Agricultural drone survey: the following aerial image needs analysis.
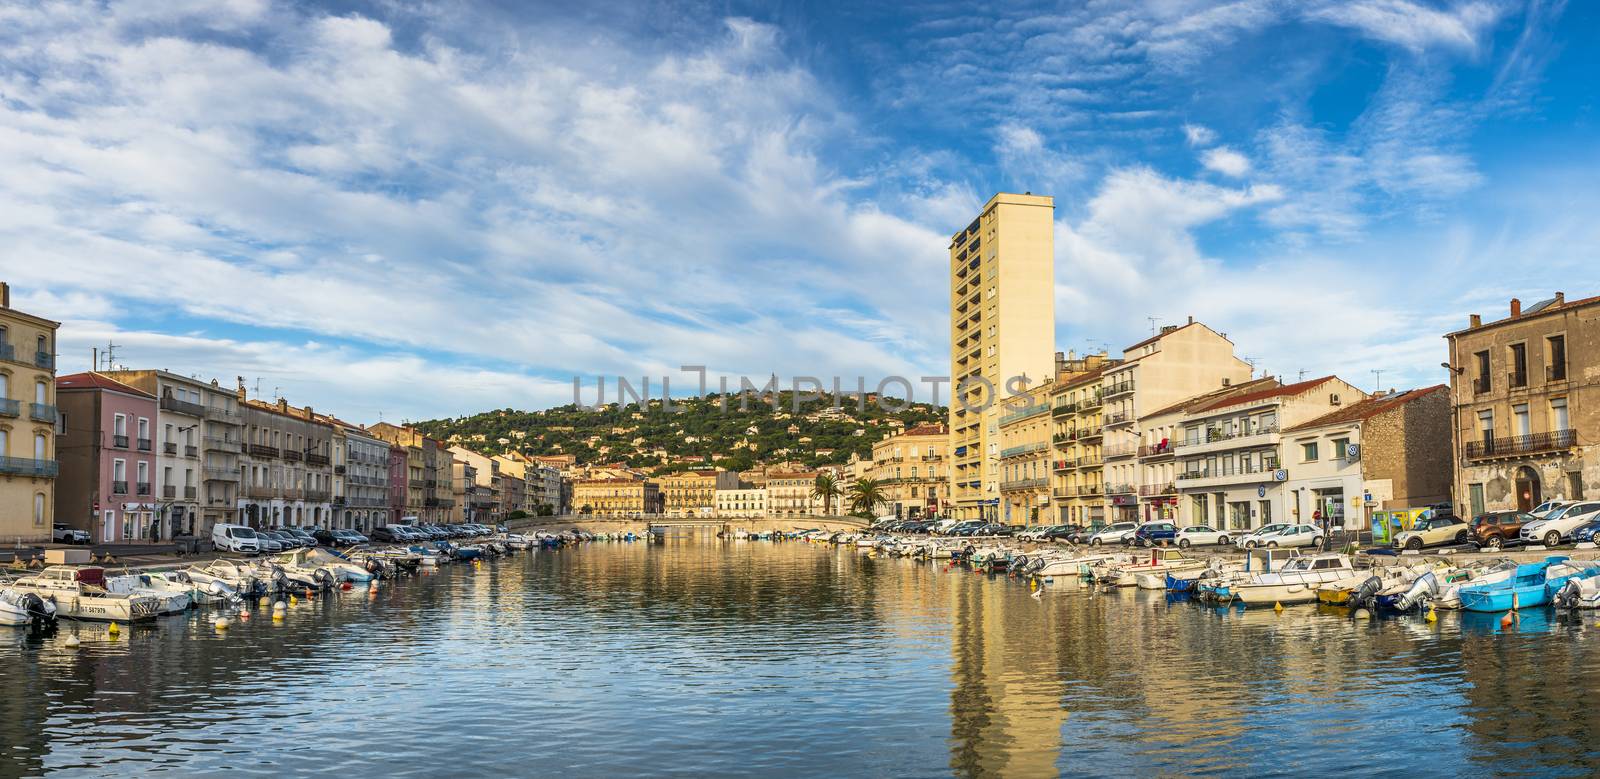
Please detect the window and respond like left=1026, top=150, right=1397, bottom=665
left=1302, top=442, right=1319, bottom=462
left=1509, top=343, right=1527, bottom=387
left=1513, top=404, right=1530, bottom=437
left=138, top=417, right=149, bottom=441
left=1477, top=410, right=1494, bottom=443
left=113, top=459, right=127, bottom=482
left=34, top=433, right=45, bottom=460
left=1552, top=397, right=1570, bottom=433
left=1332, top=437, right=1350, bottom=459
left=34, top=379, right=46, bottom=404
left=114, top=413, right=127, bottom=437
left=1474, top=350, right=1491, bottom=392
left=34, top=493, right=45, bottom=526
left=1548, top=335, right=1566, bottom=381
left=137, top=461, right=149, bottom=484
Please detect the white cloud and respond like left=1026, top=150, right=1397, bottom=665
left=1201, top=146, right=1251, bottom=176
left=1304, top=0, right=1508, bottom=54
left=1183, top=123, right=1219, bottom=147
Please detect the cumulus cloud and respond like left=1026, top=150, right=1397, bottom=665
left=1201, top=146, right=1251, bottom=176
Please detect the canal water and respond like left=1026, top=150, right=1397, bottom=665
left=4, top=541, right=1600, bottom=778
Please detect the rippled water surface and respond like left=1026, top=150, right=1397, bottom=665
left=6, top=540, right=1600, bottom=777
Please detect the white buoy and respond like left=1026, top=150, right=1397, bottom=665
left=64, top=634, right=81, bottom=648
left=214, top=617, right=230, bottom=630
left=1354, top=608, right=1372, bottom=620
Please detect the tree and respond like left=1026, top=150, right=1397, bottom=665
left=812, top=473, right=844, bottom=516
left=848, top=477, right=886, bottom=517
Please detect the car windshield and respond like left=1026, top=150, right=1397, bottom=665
left=1108, top=523, right=1135, bottom=531
left=234, top=528, right=256, bottom=538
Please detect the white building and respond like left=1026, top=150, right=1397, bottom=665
left=716, top=488, right=767, bottom=518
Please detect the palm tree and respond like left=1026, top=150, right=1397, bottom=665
left=848, top=478, right=887, bottom=517
left=812, top=473, right=843, bottom=516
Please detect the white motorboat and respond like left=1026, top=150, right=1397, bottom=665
left=1433, top=560, right=1518, bottom=609
left=104, top=573, right=193, bottom=615
left=9, top=566, right=162, bottom=623
left=187, top=560, right=263, bottom=597
left=0, top=586, right=57, bottom=627
left=1033, top=552, right=1135, bottom=583
left=1098, top=549, right=1207, bottom=588
left=1555, top=572, right=1600, bottom=609
left=274, top=548, right=374, bottom=584
left=154, top=571, right=242, bottom=606
left=1231, top=554, right=1360, bottom=605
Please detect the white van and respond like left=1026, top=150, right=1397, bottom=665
left=212, top=523, right=261, bottom=554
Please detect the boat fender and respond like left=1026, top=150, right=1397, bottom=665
left=1273, top=601, right=1283, bottom=613
left=1353, top=608, right=1371, bottom=620
left=63, top=633, right=81, bottom=648
left=214, top=617, right=230, bottom=631
left=1425, top=606, right=1437, bottom=623
left=107, top=622, right=120, bottom=637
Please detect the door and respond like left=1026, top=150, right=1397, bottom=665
left=1515, top=466, right=1541, bottom=512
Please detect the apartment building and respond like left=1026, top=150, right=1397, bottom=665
left=0, top=282, right=60, bottom=543
left=948, top=193, right=1056, bottom=521
left=1100, top=320, right=1255, bottom=523
left=102, top=370, right=248, bottom=537
left=449, top=445, right=504, bottom=523
left=1174, top=376, right=1364, bottom=531
left=573, top=477, right=660, bottom=516
left=237, top=392, right=336, bottom=529
left=998, top=384, right=1053, bottom=525
left=716, top=487, right=766, bottom=518
left=55, top=373, right=158, bottom=542
left=385, top=443, right=408, bottom=523
left=1048, top=355, right=1116, bottom=525
left=1280, top=386, right=1451, bottom=529
left=661, top=469, right=739, bottom=518
left=765, top=471, right=819, bottom=517
left=491, top=453, right=530, bottom=516
left=369, top=423, right=429, bottom=521
left=1135, top=378, right=1279, bottom=523
left=869, top=423, right=949, bottom=520
left=1447, top=293, right=1598, bottom=514
left=333, top=422, right=390, bottom=531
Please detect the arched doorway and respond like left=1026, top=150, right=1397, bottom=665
left=1515, top=466, right=1542, bottom=511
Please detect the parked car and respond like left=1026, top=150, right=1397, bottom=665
left=1260, top=524, right=1325, bottom=549
left=1469, top=511, right=1534, bottom=550
left=1174, top=525, right=1231, bottom=548
left=211, top=523, right=261, bottom=554
left=1133, top=521, right=1178, bottom=547
left=1086, top=522, right=1138, bottom=546
left=52, top=523, right=91, bottom=545
left=1235, top=523, right=1292, bottom=549
left=1016, top=525, right=1056, bottom=542
left=1042, top=525, right=1081, bottom=542
left=1521, top=501, right=1600, bottom=547
left=254, top=532, right=286, bottom=554
left=1571, top=517, right=1600, bottom=544
left=1068, top=523, right=1106, bottom=544
left=942, top=520, right=984, bottom=537
left=1530, top=500, right=1576, bottom=519
left=371, top=525, right=406, bottom=543
left=284, top=528, right=318, bottom=547
left=1392, top=514, right=1469, bottom=550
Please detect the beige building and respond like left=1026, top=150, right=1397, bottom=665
left=491, top=453, right=530, bottom=516
left=661, top=469, right=740, bottom=517
left=949, top=192, right=1056, bottom=521
left=1100, top=320, right=1255, bottom=523
left=236, top=391, right=336, bottom=530
left=449, top=446, right=504, bottom=523
left=0, top=283, right=59, bottom=543
left=715, top=487, right=766, bottom=518
left=1174, top=376, right=1364, bottom=532
left=870, top=423, right=949, bottom=520
left=998, top=384, right=1053, bottom=525
left=1136, top=378, right=1279, bottom=523
left=1049, top=357, right=1115, bottom=525
left=765, top=471, right=819, bottom=517
left=368, top=423, right=454, bottom=522
left=1447, top=293, right=1597, bottom=514
left=573, top=477, right=661, bottom=516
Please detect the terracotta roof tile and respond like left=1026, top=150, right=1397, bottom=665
left=1282, top=385, right=1448, bottom=432
left=1186, top=375, right=1339, bottom=414
left=1138, top=377, right=1281, bottom=420
left=55, top=372, right=155, bottom=398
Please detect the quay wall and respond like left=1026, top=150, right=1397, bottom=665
left=506, top=515, right=868, bottom=535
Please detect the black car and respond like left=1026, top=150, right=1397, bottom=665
left=943, top=521, right=984, bottom=536
left=1042, top=525, right=1080, bottom=541
left=371, top=526, right=406, bottom=543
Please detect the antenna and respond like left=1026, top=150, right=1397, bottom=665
left=102, top=340, right=121, bottom=371
left=253, top=378, right=262, bottom=398
left=1241, top=356, right=1258, bottom=376
left=1371, top=369, right=1385, bottom=392
left=1298, top=369, right=1307, bottom=382
left=1146, top=316, right=1161, bottom=335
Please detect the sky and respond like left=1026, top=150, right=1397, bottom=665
left=1, top=0, right=1595, bottom=423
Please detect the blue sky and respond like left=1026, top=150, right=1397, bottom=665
left=0, top=0, right=1595, bottom=422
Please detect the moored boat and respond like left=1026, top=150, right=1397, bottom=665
left=1458, top=557, right=1572, bottom=612
left=9, top=566, right=161, bottom=623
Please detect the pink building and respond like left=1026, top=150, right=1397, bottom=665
left=56, top=373, right=161, bottom=542
left=386, top=443, right=407, bottom=524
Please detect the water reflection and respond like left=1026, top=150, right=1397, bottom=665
left=4, top=542, right=1600, bottom=777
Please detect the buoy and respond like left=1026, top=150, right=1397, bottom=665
left=258, top=596, right=270, bottom=607
left=239, top=609, right=250, bottom=621
left=1353, top=608, right=1372, bottom=620
left=107, top=622, right=120, bottom=636
left=1425, top=606, right=1438, bottom=623
left=288, top=594, right=297, bottom=606
left=64, top=634, right=81, bottom=648
left=1500, top=611, right=1515, bottom=629
left=341, top=582, right=353, bottom=591
left=273, top=600, right=287, bottom=613
left=272, top=611, right=285, bottom=622
left=1273, top=601, right=1284, bottom=613
left=214, top=617, right=230, bottom=630
left=369, top=580, right=379, bottom=592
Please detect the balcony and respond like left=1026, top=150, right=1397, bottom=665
left=409, top=479, right=426, bottom=488
left=1138, top=442, right=1175, bottom=459
left=1079, top=427, right=1103, bottom=441
left=243, top=484, right=277, bottom=499
left=185, top=486, right=197, bottom=499
left=113, top=434, right=130, bottom=448
left=1104, top=444, right=1138, bottom=460
left=1174, top=425, right=1281, bottom=456
left=1548, top=363, right=1567, bottom=382
left=281, top=487, right=304, bottom=500
left=1078, top=455, right=1103, bottom=468
left=1138, top=483, right=1177, bottom=497
left=1104, top=483, right=1136, bottom=496
left=305, top=490, right=331, bottom=502
left=112, top=480, right=129, bottom=494
left=1466, top=429, right=1576, bottom=461
left=204, top=466, right=238, bottom=481
left=1508, top=371, right=1529, bottom=390
left=1079, top=391, right=1104, bottom=410
left=0, top=399, right=18, bottom=417
left=163, top=485, right=177, bottom=498
left=999, top=442, right=1048, bottom=459
left=1076, top=484, right=1103, bottom=496
left=999, top=403, right=1051, bottom=425
left=1000, top=478, right=1049, bottom=492
left=1105, top=379, right=1135, bottom=398
left=204, top=436, right=242, bottom=452
left=424, top=497, right=442, bottom=508
left=1105, top=412, right=1133, bottom=427
left=306, top=452, right=330, bottom=466
left=333, top=495, right=347, bottom=506
left=204, top=405, right=241, bottom=422
left=1175, top=460, right=1284, bottom=490
left=29, top=403, right=57, bottom=424
left=249, top=443, right=280, bottom=459
left=163, top=441, right=177, bottom=454
left=1054, top=459, right=1075, bottom=472
left=35, top=351, right=53, bottom=369
left=186, top=445, right=198, bottom=458
left=283, top=449, right=303, bottom=462
left=334, top=464, right=347, bottom=474
left=136, top=481, right=151, bottom=495
left=0, top=456, right=58, bottom=477
left=160, top=395, right=207, bottom=417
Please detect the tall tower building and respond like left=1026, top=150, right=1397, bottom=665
left=948, top=193, right=1056, bottom=521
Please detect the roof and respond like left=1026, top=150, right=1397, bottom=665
left=902, top=423, right=947, bottom=436
left=1282, top=385, right=1448, bottom=433
left=1122, top=321, right=1201, bottom=353
left=1446, top=293, right=1600, bottom=337
left=1139, top=377, right=1281, bottom=421
left=1058, top=365, right=1110, bottom=390
left=1186, top=375, right=1339, bottom=414
left=55, top=372, right=154, bottom=398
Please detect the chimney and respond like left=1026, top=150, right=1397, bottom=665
left=0, top=281, right=9, bottom=309
left=235, top=376, right=248, bottom=401
left=1555, top=291, right=1565, bottom=306
left=1510, top=298, right=1521, bottom=318
left=277, top=398, right=289, bottom=413
left=1187, top=315, right=1194, bottom=325
left=1469, top=314, right=1482, bottom=328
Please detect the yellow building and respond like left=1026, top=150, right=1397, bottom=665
left=660, top=469, right=738, bottom=517
left=1049, top=358, right=1115, bottom=525
left=869, top=423, right=949, bottom=520
left=949, top=193, right=1056, bottom=521
left=998, top=384, right=1053, bottom=525
left=0, top=282, right=59, bottom=542
left=573, top=478, right=661, bottom=516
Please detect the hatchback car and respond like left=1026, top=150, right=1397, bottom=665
left=1235, top=523, right=1291, bottom=549
left=1392, top=514, right=1469, bottom=550
left=1521, top=501, right=1600, bottom=547
left=1133, top=521, right=1178, bottom=547
left=1174, top=525, right=1231, bottom=548
left=1469, top=511, right=1534, bottom=550
left=1086, top=522, right=1138, bottom=546
left=1259, top=524, right=1324, bottom=549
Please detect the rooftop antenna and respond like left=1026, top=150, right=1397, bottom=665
left=1242, top=356, right=1258, bottom=376
left=253, top=378, right=262, bottom=398
left=1371, top=369, right=1385, bottom=392
left=102, top=341, right=121, bottom=371
left=1146, top=316, right=1161, bottom=336
left=1298, top=369, right=1307, bottom=382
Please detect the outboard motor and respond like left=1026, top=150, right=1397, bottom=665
left=1350, top=575, right=1384, bottom=613
left=19, top=592, right=55, bottom=629
left=1009, top=555, right=1030, bottom=575
left=1393, top=571, right=1437, bottom=612
left=312, top=568, right=334, bottom=590
left=1556, top=579, right=1583, bottom=610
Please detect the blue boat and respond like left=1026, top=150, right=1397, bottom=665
left=1166, top=573, right=1199, bottom=592
left=1458, top=557, right=1571, bottom=612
